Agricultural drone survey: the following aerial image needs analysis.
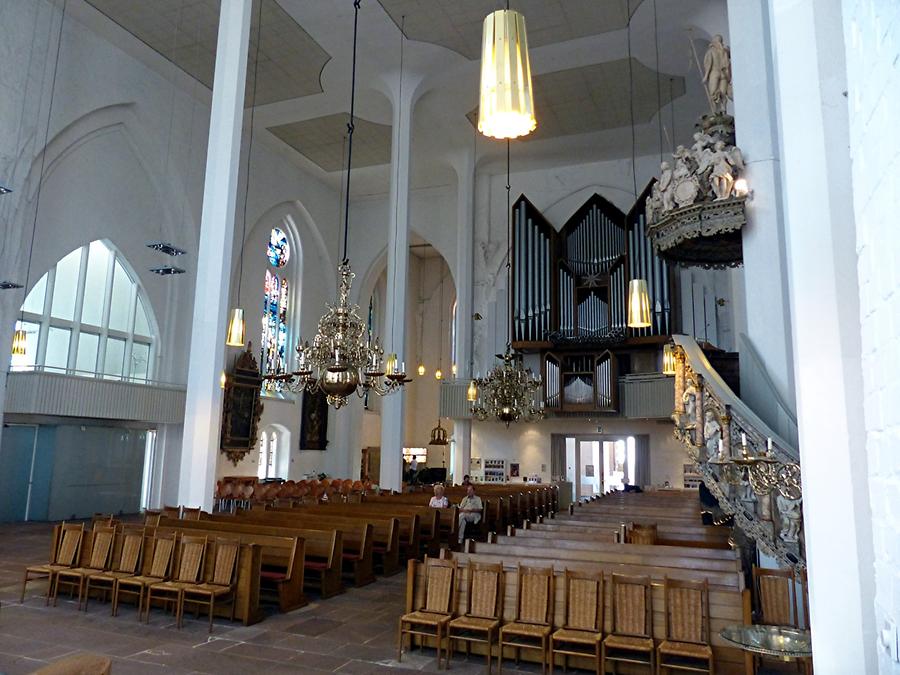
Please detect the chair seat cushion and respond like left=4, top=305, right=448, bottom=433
left=150, top=581, right=193, bottom=592
left=603, top=634, right=655, bottom=651
left=401, top=610, right=452, bottom=626
left=88, top=570, right=135, bottom=581
left=183, top=583, right=233, bottom=597
left=501, top=622, right=552, bottom=638
left=372, top=545, right=387, bottom=553
left=117, top=575, right=164, bottom=587
left=658, top=640, right=713, bottom=659
left=58, top=567, right=103, bottom=578
left=341, top=553, right=361, bottom=561
left=552, top=628, right=602, bottom=644
left=450, top=616, right=500, bottom=632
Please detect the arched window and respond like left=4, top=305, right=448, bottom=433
left=11, top=240, right=155, bottom=381
left=261, top=227, right=290, bottom=392
left=257, top=429, right=278, bottom=480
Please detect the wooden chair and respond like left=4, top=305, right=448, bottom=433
left=448, top=561, right=504, bottom=673
left=398, top=557, right=458, bottom=669
left=601, top=574, right=655, bottom=673
left=21, top=522, right=85, bottom=605
left=550, top=570, right=604, bottom=674
left=752, top=566, right=809, bottom=674
left=181, top=538, right=241, bottom=632
left=657, top=577, right=713, bottom=674
left=112, top=533, right=176, bottom=618
left=146, top=534, right=208, bottom=625
left=162, top=504, right=181, bottom=519
left=84, top=526, right=145, bottom=611
left=52, top=525, right=116, bottom=609
left=181, top=507, right=202, bottom=521
left=498, top=565, right=554, bottom=675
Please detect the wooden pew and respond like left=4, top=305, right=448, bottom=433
left=212, top=511, right=379, bottom=585
left=156, top=517, right=344, bottom=599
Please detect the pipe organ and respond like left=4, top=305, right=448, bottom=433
left=511, top=188, right=677, bottom=414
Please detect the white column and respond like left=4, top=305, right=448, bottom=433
left=452, top=149, right=475, bottom=485
left=727, top=0, right=797, bottom=447
left=178, top=0, right=252, bottom=510
left=379, top=79, right=415, bottom=492
left=769, top=0, right=876, bottom=671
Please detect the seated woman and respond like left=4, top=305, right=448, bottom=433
left=428, top=484, right=449, bottom=508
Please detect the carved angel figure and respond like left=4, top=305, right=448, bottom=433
left=657, top=161, right=675, bottom=213
left=776, top=494, right=802, bottom=543
left=703, top=409, right=721, bottom=460
left=703, top=35, right=732, bottom=114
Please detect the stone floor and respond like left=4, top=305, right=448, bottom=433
left=0, top=522, right=542, bottom=675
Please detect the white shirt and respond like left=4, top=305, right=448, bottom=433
left=429, top=495, right=449, bottom=508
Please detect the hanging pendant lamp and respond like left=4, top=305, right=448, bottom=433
left=225, top=0, right=264, bottom=348
left=429, top=419, right=449, bottom=446
left=11, top=329, right=27, bottom=357
left=477, top=8, right=536, bottom=140
left=627, top=279, right=652, bottom=328
left=662, top=343, right=676, bottom=376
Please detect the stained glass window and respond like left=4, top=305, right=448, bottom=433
left=267, top=227, right=290, bottom=268
left=261, top=269, right=289, bottom=391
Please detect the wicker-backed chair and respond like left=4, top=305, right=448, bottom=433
left=601, top=574, right=655, bottom=673
left=498, top=565, right=555, bottom=675
left=112, top=533, right=177, bottom=618
left=550, top=570, right=604, bottom=674
left=162, top=505, right=181, bottom=519
left=52, top=525, right=117, bottom=609
left=21, top=522, right=85, bottom=605
left=657, top=577, right=713, bottom=674
left=448, top=561, right=504, bottom=673
left=181, top=507, right=202, bottom=521
left=146, top=535, right=208, bottom=625
left=752, top=566, right=809, bottom=674
left=84, top=526, right=145, bottom=611
left=398, top=557, right=458, bottom=669
left=180, top=538, right=241, bottom=631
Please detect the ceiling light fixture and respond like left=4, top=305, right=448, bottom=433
left=662, top=342, right=676, bottom=376
left=627, top=279, right=651, bottom=328
left=225, top=0, right=264, bottom=347
left=146, top=241, right=187, bottom=256
left=12, top=0, right=66, bottom=359
left=149, top=265, right=186, bottom=276
left=477, top=5, right=536, bottom=140
left=470, top=140, right=543, bottom=426
left=271, top=0, right=407, bottom=409
left=0, top=281, right=24, bottom=290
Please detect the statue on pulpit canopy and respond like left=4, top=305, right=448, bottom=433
left=703, top=35, right=733, bottom=114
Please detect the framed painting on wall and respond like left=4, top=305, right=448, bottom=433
left=585, top=464, right=595, bottom=477
left=510, top=462, right=520, bottom=478
left=300, top=389, right=329, bottom=450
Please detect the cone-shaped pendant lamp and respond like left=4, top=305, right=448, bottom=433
left=627, top=279, right=651, bottom=328
left=11, top=329, right=27, bottom=357
left=662, top=343, right=676, bottom=376
left=477, top=9, right=536, bottom=140
left=466, top=379, right=478, bottom=402
left=225, top=308, right=246, bottom=347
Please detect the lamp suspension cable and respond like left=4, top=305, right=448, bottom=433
left=226, top=0, right=263, bottom=347
left=341, top=0, right=362, bottom=264
left=505, top=138, right=511, bottom=348
left=653, top=0, right=664, bottom=165
left=387, top=12, right=406, bottom=373
left=14, top=0, right=67, bottom=358
left=435, top=267, right=444, bottom=380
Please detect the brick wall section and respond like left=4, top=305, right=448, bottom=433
left=843, top=0, right=900, bottom=670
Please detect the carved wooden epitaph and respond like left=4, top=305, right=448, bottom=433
left=221, top=346, right=264, bottom=465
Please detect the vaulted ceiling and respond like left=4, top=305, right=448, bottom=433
left=80, top=0, right=725, bottom=194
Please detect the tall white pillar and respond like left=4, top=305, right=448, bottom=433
left=178, top=0, right=252, bottom=510
left=451, top=149, right=476, bottom=484
left=727, top=0, right=797, bottom=447
left=379, top=79, right=415, bottom=492
left=769, top=0, right=876, bottom=671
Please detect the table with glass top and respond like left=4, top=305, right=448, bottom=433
left=720, top=624, right=812, bottom=661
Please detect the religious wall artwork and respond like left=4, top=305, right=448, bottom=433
left=510, top=462, right=520, bottom=478
left=261, top=228, right=290, bottom=392
left=299, top=389, right=329, bottom=450
left=585, top=464, right=595, bottom=478
left=221, top=345, right=264, bottom=465
left=645, top=35, right=748, bottom=269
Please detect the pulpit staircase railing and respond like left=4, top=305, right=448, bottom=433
left=672, top=335, right=805, bottom=571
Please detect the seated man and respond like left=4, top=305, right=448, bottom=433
left=457, top=484, right=483, bottom=544
left=429, top=484, right=449, bottom=508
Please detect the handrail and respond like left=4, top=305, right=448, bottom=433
left=672, top=334, right=799, bottom=462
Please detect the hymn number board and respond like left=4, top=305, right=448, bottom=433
left=510, top=186, right=676, bottom=414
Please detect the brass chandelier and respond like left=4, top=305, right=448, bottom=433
left=470, top=347, right=543, bottom=427
left=268, top=0, right=407, bottom=409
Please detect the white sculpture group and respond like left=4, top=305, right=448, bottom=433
left=646, top=133, right=745, bottom=224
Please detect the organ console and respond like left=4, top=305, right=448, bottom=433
left=511, top=185, right=677, bottom=414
